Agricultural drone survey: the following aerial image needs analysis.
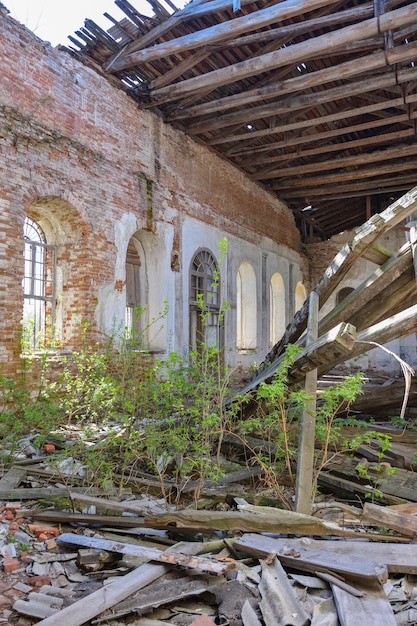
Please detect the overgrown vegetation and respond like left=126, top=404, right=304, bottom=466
left=0, top=325, right=397, bottom=510
left=0, top=239, right=399, bottom=509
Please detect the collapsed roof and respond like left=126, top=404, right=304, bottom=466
left=65, top=0, right=417, bottom=241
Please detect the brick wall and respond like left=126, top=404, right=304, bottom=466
left=0, top=8, right=303, bottom=374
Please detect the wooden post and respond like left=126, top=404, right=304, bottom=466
left=407, top=211, right=417, bottom=281
left=295, top=291, right=319, bottom=514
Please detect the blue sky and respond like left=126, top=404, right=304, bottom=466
left=4, top=0, right=173, bottom=46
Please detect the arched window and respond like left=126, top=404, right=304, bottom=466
left=189, top=249, right=222, bottom=350
left=23, top=217, right=56, bottom=348
left=125, top=238, right=143, bottom=343
left=236, top=262, right=257, bottom=350
left=336, top=286, right=355, bottom=306
left=295, top=281, right=307, bottom=314
left=270, top=272, right=285, bottom=346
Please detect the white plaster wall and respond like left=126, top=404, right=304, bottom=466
left=180, top=217, right=305, bottom=371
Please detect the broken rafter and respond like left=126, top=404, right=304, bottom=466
left=148, top=4, right=417, bottom=102
left=106, top=0, right=343, bottom=72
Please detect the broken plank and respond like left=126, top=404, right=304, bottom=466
left=235, top=536, right=417, bottom=574
left=23, top=509, right=146, bottom=528
left=69, top=492, right=161, bottom=515
left=324, top=457, right=417, bottom=502
left=362, top=501, right=417, bottom=537
left=259, top=559, right=309, bottom=626
left=1, top=487, right=128, bottom=500
left=332, top=581, right=397, bottom=626
left=180, top=465, right=263, bottom=494
left=0, top=466, right=27, bottom=490
left=317, top=470, right=406, bottom=505
left=92, top=574, right=214, bottom=623
left=57, top=532, right=234, bottom=575
left=35, top=541, right=204, bottom=626
left=144, top=507, right=358, bottom=536
left=234, top=534, right=388, bottom=584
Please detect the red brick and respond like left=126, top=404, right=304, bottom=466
left=2, top=557, right=20, bottom=573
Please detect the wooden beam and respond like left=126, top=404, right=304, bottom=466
left=188, top=62, right=417, bottom=135
left=234, top=534, right=389, bottom=584
left=277, top=177, right=416, bottom=201
left=317, top=243, right=413, bottom=337
left=106, top=0, right=255, bottom=72
left=249, top=187, right=417, bottom=383
left=255, top=143, right=417, bottom=181
left=271, top=160, right=417, bottom=191
left=295, top=292, right=319, bottom=515
left=107, top=0, right=343, bottom=71
left=35, top=541, right=204, bottom=626
left=170, top=45, right=412, bottom=120
left=236, top=536, right=417, bottom=573
left=57, top=532, right=233, bottom=575
left=150, top=4, right=417, bottom=101
left=207, top=82, right=417, bottom=145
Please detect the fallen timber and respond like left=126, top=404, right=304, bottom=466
left=57, top=532, right=233, bottom=575
left=237, top=185, right=417, bottom=397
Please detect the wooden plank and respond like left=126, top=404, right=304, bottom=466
left=1, top=487, right=127, bottom=500
left=295, top=291, right=319, bottom=514
left=258, top=559, right=310, bottom=626
left=332, top=582, right=397, bottom=626
left=317, top=471, right=406, bottom=505
left=234, top=534, right=388, bottom=584
left=23, top=509, right=147, bottom=529
left=149, top=5, right=417, bottom=101
left=324, top=457, right=417, bottom=502
left=57, top=532, right=234, bottom=575
left=108, top=0, right=342, bottom=71
left=144, top=507, right=358, bottom=536
left=235, top=535, right=417, bottom=574
left=35, top=541, right=204, bottom=626
left=0, top=466, right=26, bottom=490
left=362, top=501, right=417, bottom=537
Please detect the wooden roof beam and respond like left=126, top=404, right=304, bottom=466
left=254, top=142, right=417, bottom=180
left=245, top=127, right=415, bottom=172
left=107, top=0, right=345, bottom=72
left=208, top=86, right=417, bottom=145
left=186, top=49, right=417, bottom=134
left=149, top=3, right=417, bottom=102
left=279, top=178, right=417, bottom=201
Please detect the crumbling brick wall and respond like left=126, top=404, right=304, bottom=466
left=0, top=8, right=303, bottom=376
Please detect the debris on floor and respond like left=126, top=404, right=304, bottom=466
left=2, top=425, right=417, bottom=626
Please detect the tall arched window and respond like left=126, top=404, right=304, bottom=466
left=23, top=217, right=56, bottom=348
left=295, top=281, right=307, bottom=314
left=189, top=249, right=222, bottom=350
left=270, top=272, right=285, bottom=346
left=236, top=262, right=257, bottom=351
left=125, top=238, right=143, bottom=343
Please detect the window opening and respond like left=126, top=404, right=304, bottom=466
left=336, top=286, right=355, bottom=306
left=189, top=249, right=222, bottom=351
left=23, top=217, right=56, bottom=349
left=236, top=262, right=257, bottom=351
left=270, top=272, right=285, bottom=346
left=295, top=281, right=307, bottom=314
left=125, top=240, right=142, bottom=342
